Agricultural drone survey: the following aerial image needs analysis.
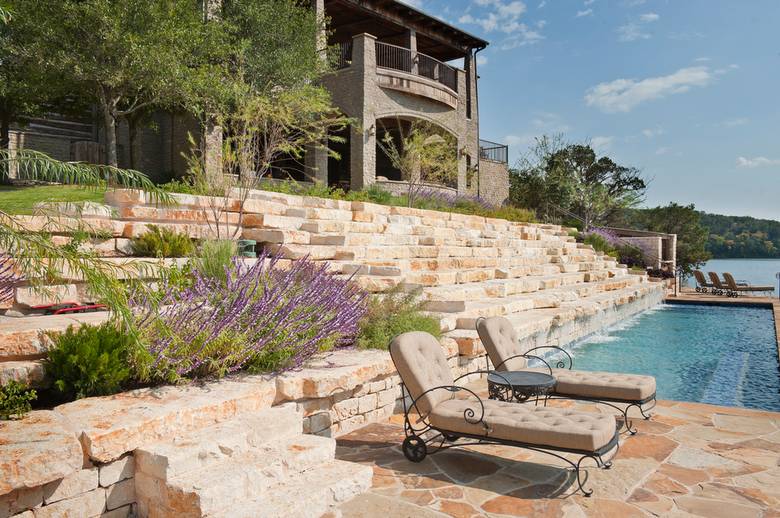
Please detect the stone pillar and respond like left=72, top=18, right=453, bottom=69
left=402, top=29, right=418, bottom=74
left=349, top=33, right=377, bottom=191
left=202, top=0, right=223, bottom=184
left=304, top=144, right=329, bottom=184
left=456, top=136, right=467, bottom=194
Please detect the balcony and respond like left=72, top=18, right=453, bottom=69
left=479, top=139, right=508, bottom=164
left=374, top=41, right=458, bottom=92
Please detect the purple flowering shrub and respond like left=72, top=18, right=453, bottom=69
left=131, top=253, right=368, bottom=381
left=581, top=227, right=646, bottom=268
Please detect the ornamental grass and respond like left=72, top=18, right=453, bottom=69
left=131, top=252, right=368, bottom=382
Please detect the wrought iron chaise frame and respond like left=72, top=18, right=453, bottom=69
left=475, top=318, right=656, bottom=435
left=396, top=367, right=621, bottom=497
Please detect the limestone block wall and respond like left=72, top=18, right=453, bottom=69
left=477, top=158, right=509, bottom=206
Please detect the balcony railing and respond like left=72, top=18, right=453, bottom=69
left=479, top=139, right=508, bottom=164
left=375, top=41, right=458, bottom=93
left=335, top=40, right=352, bottom=70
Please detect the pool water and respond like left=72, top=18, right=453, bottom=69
left=567, top=304, right=780, bottom=412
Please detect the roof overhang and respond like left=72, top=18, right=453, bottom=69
left=325, top=0, right=488, bottom=61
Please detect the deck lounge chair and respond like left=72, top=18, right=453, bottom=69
left=476, top=316, right=656, bottom=434
left=723, top=272, right=774, bottom=297
left=707, top=271, right=730, bottom=295
left=693, top=270, right=716, bottom=293
left=389, top=331, right=620, bottom=497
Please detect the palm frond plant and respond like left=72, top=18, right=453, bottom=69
left=0, top=150, right=174, bottom=328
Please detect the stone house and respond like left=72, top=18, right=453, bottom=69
left=6, top=0, right=510, bottom=205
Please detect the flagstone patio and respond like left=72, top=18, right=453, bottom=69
left=334, top=393, right=780, bottom=517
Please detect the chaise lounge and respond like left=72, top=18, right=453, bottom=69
left=476, top=316, right=656, bottom=434
left=707, top=271, right=731, bottom=296
left=390, top=331, right=620, bottom=496
left=723, top=272, right=774, bottom=297
left=693, top=270, right=717, bottom=293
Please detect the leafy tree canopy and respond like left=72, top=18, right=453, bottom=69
left=509, top=135, right=646, bottom=228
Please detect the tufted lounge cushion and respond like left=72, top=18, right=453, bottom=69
left=549, top=369, right=656, bottom=401
left=389, top=331, right=455, bottom=415
left=476, top=316, right=527, bottom=370
left=478, top=316, right=656, bottom=403
left=430, top=398, right=617, bottom=452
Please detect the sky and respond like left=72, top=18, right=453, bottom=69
left=403, top=0, right=780, bottom=220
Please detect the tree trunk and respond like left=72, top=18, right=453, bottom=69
left=0, top=101, right=12, bottom=184
left=128, top=114, right=138, bottom=170
left=102, top=103, right=118, bottom=168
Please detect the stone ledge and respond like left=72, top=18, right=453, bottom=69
left=55, top=376, right=276, bottom=463
left=0, top=411, right=83, bottom=497
left=275, top=349, right=395, bottom=402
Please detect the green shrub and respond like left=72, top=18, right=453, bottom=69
left=130, top=225, right=195, bottom=258
left=195, top=240, right=236, bottom=282
left=616, top=244, right=646, bottom=268
left=582, top=232, right=615, bottom=255
left=356, top=288, right=441, bottom=350
left=0, top=380, right=37, bottom=420
left=46, top=323, right=132, bottom=400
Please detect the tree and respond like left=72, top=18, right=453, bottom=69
left=0, top=2, right=80, bottom=169
left=509, top=135, right=646, bottom=228
left=377, top=120, right=459, bottom=207
left=11, top=0, right=221, bottom=168
left=628, top=203, right=711, bottom=277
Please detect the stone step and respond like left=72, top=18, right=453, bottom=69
left=437, top=280, right=645, bottom=330
left=134, top=406, right=303, bottom=481
left=139, top=434, right=337, bottom=516
left=230, top=460, right=373, bottom=518
left=0, top=313, right=110, bottom=362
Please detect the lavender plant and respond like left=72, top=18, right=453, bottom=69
left=131, top=253, right=367, bottom=381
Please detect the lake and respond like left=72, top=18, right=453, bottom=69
left=688, top=258, right=780, bottom=290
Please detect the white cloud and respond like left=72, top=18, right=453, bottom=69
left=642, top=127, right=664, bottom=138
left=459, top=0, right=545, bottom=49
left=639, top=12, right=659, bottom=22
left=584, top=66, right=713, bottom=113
left=576, top=8, right=593, bottom=17
left=736, top=156, right=780, bottom=168
left=584, top=0, right=596, bottom=5
left=617, top=23, right=649, bottom=41
left=538, top=0, right=546, bottom=7
left=402, top=0, right=424, bottom=7
left=476, top=55, right=489, bottom=66
left=694, top=57, right=711, bottom=62
left=655, top=147, right=670, bottom=155
left=718, top=117, right=749, bottom=127
left=590, top=136, right=614, bottom=152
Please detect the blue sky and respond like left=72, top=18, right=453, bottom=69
left=406, top=0, right=780, bottom=220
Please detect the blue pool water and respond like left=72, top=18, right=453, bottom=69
left=568, top=304, right=780, bottom=412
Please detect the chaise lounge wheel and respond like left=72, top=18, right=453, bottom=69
left=695, top=287, right=701, bottom=293
left=402, top=435, right=428, bottom=462
left=443, top=433, right=459, bottom=442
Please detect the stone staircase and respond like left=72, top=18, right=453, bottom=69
left=1, top=189, right=665, bottom=386
left=133, top=404, right=372, bottom=518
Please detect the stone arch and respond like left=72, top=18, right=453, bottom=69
left=374, top=114, right=459, bottom=186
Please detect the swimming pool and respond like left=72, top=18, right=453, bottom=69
left=566, top=304, right=780, bottom=412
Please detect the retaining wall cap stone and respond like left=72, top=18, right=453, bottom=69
left=54, top=375, right=276, bottom=463
left=0, top=411, right=83, bottom=497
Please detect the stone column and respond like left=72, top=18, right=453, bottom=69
left=349, top=33, right=377, bottom=191
left=304, top=144, right=329, bottom=184
left=402, top=29, right=418, bottom=74
left=202, top=0, right=223, bottom=184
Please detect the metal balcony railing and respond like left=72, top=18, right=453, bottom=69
left=479, top=139, right=508, bottom=164
left=335, top=41, right=352, bottom=70
left=375, top=41, right=458, bottom=93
